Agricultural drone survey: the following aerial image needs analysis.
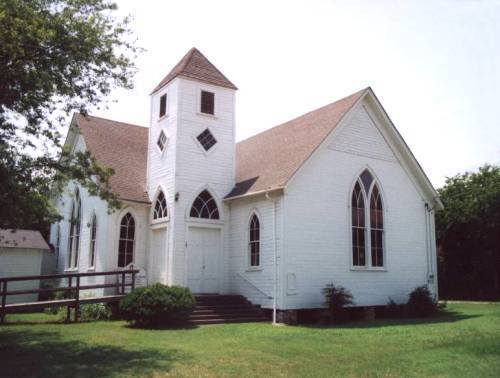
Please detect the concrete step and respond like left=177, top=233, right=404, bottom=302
left=190, top=294, right=268, bottom=325
left=190, top=316, right=268, bottom=325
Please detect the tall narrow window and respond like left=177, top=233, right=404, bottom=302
left=370, top=185, right=384, bottom=267
left=67, top=189, right=81, bottom=269
left=159, top=94, right=167, bottom=118
left=249, top=214, right=261, bottom=267
left=118, top=213, right=135, bottom=267
left=200, top=90, right=215, bottom=115
left=89, top=213, right=97, bottom=269
left=190, top=190, right=219, bottom=219
left=351, top=182, right=366, bottom=266
left=55, top=224, right=61, bottom=269
left=153, top=191, right=168, bottom=220
left=351, top=169, right=385, bottom=268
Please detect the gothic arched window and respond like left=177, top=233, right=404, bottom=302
left=249, top=213, right=261, bottom=267
left=190, top=190, right=219, bottom=220
left=89, top=213, right=97, bottom=268
left=118, top=213, right=135, bottom=267
left=351, top=169, right=384, bottom=267
left=67, top=189, right=81, bottom=269
left=153, top=191, right=168, bottom=220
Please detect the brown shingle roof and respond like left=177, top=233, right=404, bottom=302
left=226, top=88, right=368, bottom=198
left=151, top=47, right=237, bottom=94
left=75, top=114, right=150, bottom=203
left=0, top=229, right=50, bottom=250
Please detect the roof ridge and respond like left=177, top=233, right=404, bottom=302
left=76, top=113, right=146, bottom=129
left=236, top=87, right=368, bottom=146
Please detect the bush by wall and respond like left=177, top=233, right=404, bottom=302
left=322, top=283, right=354, bottom=323
left=407, top=286, right=438, bottom=317
left=119, top=284, right=195, bottom=327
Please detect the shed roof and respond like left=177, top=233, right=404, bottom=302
left=0, top=229, right=50, bottom=250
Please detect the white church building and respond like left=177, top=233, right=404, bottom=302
left=50, top=48, right=442, bottom=314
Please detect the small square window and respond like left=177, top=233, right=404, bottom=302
left=200, top=91, right=214, bottom=115
left=157, top=130, right=167, bottom=152
left=197, top=129, right=217, bottom=151
left=159, top=94, right=167, bottom=118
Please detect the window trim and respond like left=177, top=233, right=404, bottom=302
left=349, top=168, right=387, bottom=271
left=248, top=212, right=262, bottom=270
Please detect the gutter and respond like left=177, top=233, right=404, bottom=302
left=224, top=186, right=285, bottom=202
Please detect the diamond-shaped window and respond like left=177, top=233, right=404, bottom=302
left=157, top=130, right=167, bottom=152
left=196, top=128, right=217, bottom=151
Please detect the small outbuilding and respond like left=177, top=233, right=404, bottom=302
left=0, top=229, right=51, bottom=304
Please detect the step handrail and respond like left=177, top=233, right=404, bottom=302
left=236, top=272, right=272, bottom=300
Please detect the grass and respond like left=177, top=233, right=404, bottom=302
left=0, top=302, right=499, bottom=377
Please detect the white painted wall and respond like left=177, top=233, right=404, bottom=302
left=281, top=100, right=438, bottom=309
left=226, top=194, right=284, bottom=309
left=49, top=133, right=150, bottom=297
left=0, top=248, right=45, bottom=304
left=151, top=77, right=236, bottom=290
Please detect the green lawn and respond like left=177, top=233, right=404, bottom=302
left=0, top=302, right=499, bottom=377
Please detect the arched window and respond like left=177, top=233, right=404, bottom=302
left=190, top=190, right=219, bottom=219
left=89, top=213, right=97, bottom=268
left=55, top=223, right=61, bottom=269
left=118, top=213, right=135, bottom=267
left=370, top=185, right=384, bottom=267
left=153, top=191, right=168, bottom=220
left=351, top=182, right=366, bottom=266
left=67, top=189, right=81, bottom=269
left=351, top=169, right=384, bottom=267
left=249, top=213, right=261, bottom=267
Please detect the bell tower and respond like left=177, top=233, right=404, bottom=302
left=147, top=48, right=237, bottom=287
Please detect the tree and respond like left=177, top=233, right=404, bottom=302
left=436, top=164, right=500, bottom=300
left=0, top=0, right=141, bottom=232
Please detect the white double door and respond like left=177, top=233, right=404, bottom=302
left=187, top=227, right=221, bottom=294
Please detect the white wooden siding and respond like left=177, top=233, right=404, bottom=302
left=282, top=101, right=437, bottom=309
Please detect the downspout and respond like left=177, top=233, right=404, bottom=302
left=425, top=203, right=435, bottom=288
left=265, top=191, right=278, bottom=325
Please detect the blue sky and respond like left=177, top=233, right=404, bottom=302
left=93, top=0, right=500, bottom=187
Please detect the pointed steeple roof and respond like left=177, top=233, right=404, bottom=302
left=151, top=47, right=237, bottom=94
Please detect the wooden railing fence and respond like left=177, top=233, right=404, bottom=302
left=0, top=269, right=139, bottom=323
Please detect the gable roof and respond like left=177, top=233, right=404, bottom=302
left=226, top=88, right=367, bottom=198
left=74, top=114, right=150, bottom=203
left=0, top=229, right=50, bottom=250
left=151, top=47, right=237, bottom=94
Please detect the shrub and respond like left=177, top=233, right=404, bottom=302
left=322, top=283, right=354, bottom=323
left=119, top=284, right=195, bottom=327
left=407, top=286, right=437, bottom=317
left=80, top=303, right=112, bottom=321
left=385, top=297, right=407, bottom=318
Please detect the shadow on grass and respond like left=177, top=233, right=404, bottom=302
left=0, top=328, right=191, bottom=377
left=303, top=309, right=482, bottom=329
